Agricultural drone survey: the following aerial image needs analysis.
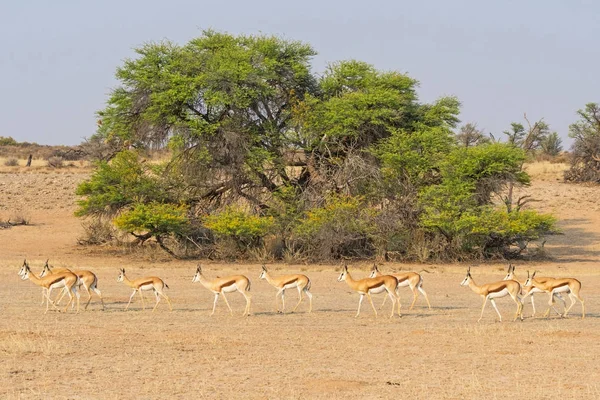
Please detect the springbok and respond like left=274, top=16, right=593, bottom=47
left=21, top=261, right=80, bottom=314
left=40, top=261, right=105, bottom=311
left=460, top=267, right=523, bottom=322
left=117, top=269, right=172, bottom=312
left=369, top=264, right=431, bottom=310
left=522, top=271, right=585, bottom=319
left=337, top=265, right=399, bottom=318
left=192, top=265, right=252, bottom=316
left=258, top=265, right=313, bottom=313
left=502, top=264, right=565, bottom=317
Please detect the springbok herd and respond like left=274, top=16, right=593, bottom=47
left=17, top=260, right=585, bottom=321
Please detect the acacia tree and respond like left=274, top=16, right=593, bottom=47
left=565, top=103, right=600, bottom=182
left=77, top=31, right=556, bottom=260
left=456, top=123, right=489, bottom=148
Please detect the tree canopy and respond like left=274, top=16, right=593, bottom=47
left=77, top=31, right=556, bottom=261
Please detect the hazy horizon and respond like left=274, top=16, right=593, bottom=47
left=1, top=0, right=598, bottom=147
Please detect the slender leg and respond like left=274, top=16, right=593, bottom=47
left=409, top=287, right=419, bottom=310
left=530, top=294, right=537, bottom=317
left=45, top=287, right=53, bottom=314
left=478, top=296, right=489, bottom=322
left=511, top=295, right=523, bottom=321
left=152, top=291, right=161, bottom=312
left=211, top=293, right=220, bottom=316
left=54, top=288, right=67, bottom=306
left=221, top=292, right=233, bottom=316
left=125, top=289, right=137, bottom=311
left=418, top=285, right=432, bottom=309
left=489, top=298, right=502, bottom=322
left=83, top=286, right=93, bottom=311
left=564, top=292, right=576, bottom=316
left=379, top=293, right=388, bottom=310
left=241, top=291, right=252, bottom=316
left=280, top=290, right=286, bottom=313
left=73, top=286, right=80, bottom=313
left=93, top=287, right=105, bottom=311
left=305, top=289, right=313, bottom=313
left=356, top=294, right=364, bottom=318
left=386, top=291, right=396, bottom=318
left=63, top=286, right=74, bottom=313
left=275, top=290, right=282, bottom=313
left=158, top=291, right=172, bottom=311
left=367, top=293, right=378, bottom=318
left=138, top=289, right=146, bottom=310
left=543, top=293, right=554, bottom=318
left=292, top=287, right=304, bottom=312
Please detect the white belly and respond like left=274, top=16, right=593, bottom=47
left=282, top=282, right=299, bottom=290
left=221, top=283, right=238, bottom=293
left=529, top=287, right=545, bottom=294
left=552, top=285, right=570, bottom=294
left=368, top=286, right=387, bottom=295
left=488, top=288, right=509, bottom=299
left=50, top=281, right=67, bottom=290
left=397, top=280, right=411, bottom=288
left=140, top=284, right=155, bottom=291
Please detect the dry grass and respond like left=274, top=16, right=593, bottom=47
left=523, top=161, right=569, bottom=182
left=0, top=264, right=598, bottom=399
left=0, top=160, right=599, bottom=399
left=0, top=157, right=92, bottom=174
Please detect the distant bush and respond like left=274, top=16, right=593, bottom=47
left=3, top=158, right=18, bottom=166
left=565, top=103, right=600, bottom=183
left=0, top=136, right=18, bottom=146
left=47, top=156, right=64, bottom=168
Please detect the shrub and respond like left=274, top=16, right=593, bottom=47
left=204, top=207, right=274, bottom=251
left=77, top=218, right=117, bottom=245
left=293, top=195, right=377, bottom=260
left=114, top=202, right=190, bottom=257
left=47, top=156, right=64, bottom=168
left=4, top=158, right=18, bottom=166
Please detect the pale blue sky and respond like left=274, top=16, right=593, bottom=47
left=1, top=0, right=598, bottom=146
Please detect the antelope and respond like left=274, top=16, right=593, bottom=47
left=40, top=261, right=105, bottom=311
left=192, top=265, right=252, bottom=316
left=20, top=261, right=80, bottom=314
left=337, top=265, right=400, bottom=318
left=117, top=269, right=172, bottom=312
left=369, top=264, right=431, bottom=310
left=258, top=265, right=313, bottom=313
left=503, top=264, right=565, bottom=317
left=18, top=259, right=62, bottom=306
left=460, top=267, right=523, bottom=322
left=522, top=271, right=585, bottom=319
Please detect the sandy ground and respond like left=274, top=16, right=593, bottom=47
left=0, top=164, right=599, bottom=399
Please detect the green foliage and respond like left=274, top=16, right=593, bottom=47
left=0, top=136, right=18, bottom=146
left=79, top=30, right=559, bottom=261
left=114, top=203, right=189, bottom=237
left=565, top=103, right=600, bottom=182
left=294, top=195, right=377, bottom=259
left=204, top=207, right=274, bottom=249
left=75, top=151, right=168, bottom=216
left=540, top=132, right=563, bottom=156
left=456, top=208, right=557, bottom=257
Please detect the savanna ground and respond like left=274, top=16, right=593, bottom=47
left=0, top=160, right=599, bottom=399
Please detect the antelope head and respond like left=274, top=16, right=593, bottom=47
left=117, top=268, right=126, bottom=282
left=192, top=265, right=202, bottom=283
left=258, top=265, right=268, bottom=280
left=368, top=264, right=380, bottom=278
left=460, top=267, right=472, bottom=286
left=337, top=265, right=349, bottom=282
